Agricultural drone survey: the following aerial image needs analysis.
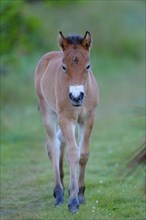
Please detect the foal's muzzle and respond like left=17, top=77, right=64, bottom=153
left=69, top=85, right=84, bottom=107
left=69, top=92, right=84, bottom=107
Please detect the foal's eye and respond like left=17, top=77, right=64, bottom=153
left=62, top=64, right=67, bottom=72
left=86, top=64, right=90, bottom=71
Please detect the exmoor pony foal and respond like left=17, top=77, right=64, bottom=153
left=35, top=31, right=99, bottom=213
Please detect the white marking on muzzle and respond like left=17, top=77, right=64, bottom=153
left=69, top=85, right=84, bottom=98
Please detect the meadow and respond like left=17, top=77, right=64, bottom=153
left=1, top=1, right=145, bottom=219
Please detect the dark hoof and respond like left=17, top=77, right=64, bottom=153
left=78, top=186, right=86, bottom=204
left=68, top=198, right=79, bottom=213
left=53, top=187, right=64, bottom=206
left=78, top=194, right=85, bottom=204
left=55, top=196, right=64, bottom=206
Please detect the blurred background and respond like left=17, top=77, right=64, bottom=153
left=1, top=0, right=145, bottom=219
left=1, top=0, right=145, bottom=105
left=1, top=0, right=145, bottom=102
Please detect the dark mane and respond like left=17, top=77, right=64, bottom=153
left=67, top=34, right=83, bottom=45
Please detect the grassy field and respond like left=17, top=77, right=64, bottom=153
left=1, top=1, right=145, bottom=220
left=1, top=55, right=145, bottom=219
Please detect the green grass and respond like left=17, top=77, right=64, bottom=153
left=1, top=1, right=145, bottom=219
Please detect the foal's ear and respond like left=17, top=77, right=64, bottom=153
left=58, top=31, right=69, bottom=51
left=82, top=31, right=92, bottom=50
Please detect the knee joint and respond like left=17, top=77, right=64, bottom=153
left=68, top=147, right=80, bottom=164
left=79, top=153, right=89, bottom=165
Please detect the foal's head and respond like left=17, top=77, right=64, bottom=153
left=58, top=31, right=92, bottom=107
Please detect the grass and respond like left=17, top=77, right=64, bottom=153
left=1, top=1, right=145, bottom=219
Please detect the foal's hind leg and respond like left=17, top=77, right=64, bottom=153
left=78, top=111, right=95, bottom=204
left=39, top=99, right=64, bottom=205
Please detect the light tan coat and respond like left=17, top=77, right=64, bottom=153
left=35, top=32, right=99, bottom=213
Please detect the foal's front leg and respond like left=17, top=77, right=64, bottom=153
left=39, top=99, right=64, bottom=206
left=59, top=118, right=80, bottom=213
left=78, top=111, right=95, bottom=204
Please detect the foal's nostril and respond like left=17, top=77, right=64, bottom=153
left=80, top=92, right=84, bottom=100
left=69, top=93, right=73, bottom=101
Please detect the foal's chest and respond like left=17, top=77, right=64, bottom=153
left=77, top=107, right=88, bottom=124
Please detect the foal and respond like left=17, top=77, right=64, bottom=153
left=35, top=31, right=99, bottom=213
